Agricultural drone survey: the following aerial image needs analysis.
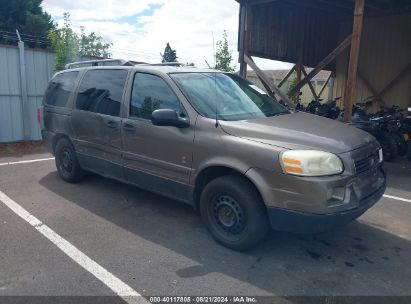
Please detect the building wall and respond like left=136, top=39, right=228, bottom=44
left=333, top=13, right=411, bottom=112
left=297, top=80, right=330, bottom=105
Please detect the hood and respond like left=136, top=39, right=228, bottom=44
left=219, top=112, right=376, bottom=154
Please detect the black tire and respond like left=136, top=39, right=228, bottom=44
left=54, top=138, right=85, bottom=183
left=378, top=132, right=398, bottom=162
left=407, top=142, right=411, bottom=161
left=199, top=175, right=270, bottom=251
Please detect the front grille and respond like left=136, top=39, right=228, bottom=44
left=354, top=150, right=380, bottom=175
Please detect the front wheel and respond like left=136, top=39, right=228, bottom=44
left=55, top=138, right=85, bottom=183
left=200, top=175, right=270, bottom=251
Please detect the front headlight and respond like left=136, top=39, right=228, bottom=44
left=280, top=150, right=343, bottom=176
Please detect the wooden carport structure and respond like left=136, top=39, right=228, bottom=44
left=236, top=0, right=411, bottom=121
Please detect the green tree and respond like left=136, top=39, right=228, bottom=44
left=288, top=72, right=299, bottom=92
left=79, top=26, right=112, bottom=57
left=161, top=42, right=178, bottom=63
left=48, top=13, right=112, bottom=71
left=0, top=0, right=55, bottom=48
left=48, top=13, right=79, bottom=71
left=214, top=30, right=235, bottom=72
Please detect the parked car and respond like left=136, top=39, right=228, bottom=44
left=40, top=61, right=386, bottom=250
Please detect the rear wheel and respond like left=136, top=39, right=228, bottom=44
left=55, top=138, right=85, bottom=183
left=378, top=132, right=398, bottom=162
left=200, top=175, right=270, bottom=251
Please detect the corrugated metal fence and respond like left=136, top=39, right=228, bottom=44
left=0, top=44, right=99, bottom=143
left=0, top=45, right=55, bottom=143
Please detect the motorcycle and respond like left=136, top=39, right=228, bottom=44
left=297, top=98, right=407, bottom=162
left=338, top=102, right=399, bottom=161
left=371, top=105, right=409, bottom=157
left=402, top=107, right=411, bottom=161
left=305, top=97, right=342, bottom=119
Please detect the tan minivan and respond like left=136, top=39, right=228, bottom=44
left=41, top=60, right=386, bottom=250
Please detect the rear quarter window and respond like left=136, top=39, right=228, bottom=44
left=44, top=71, right=78, bottom=107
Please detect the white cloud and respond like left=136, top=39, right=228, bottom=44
left=42, top=0, right=165, bottom=21
left=42, top=0, right=292, bottom=70
left=126, top=0, right=239, bottom=67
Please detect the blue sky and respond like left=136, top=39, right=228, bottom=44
left=42, top=0, right=291, bottom=69
left=117, top=3, right=163, bottom=25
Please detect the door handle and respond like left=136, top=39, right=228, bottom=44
left=107, top=121, right=118, bottom=129
left=123, top=123, right=136, bottom=132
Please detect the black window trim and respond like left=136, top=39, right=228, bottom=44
left=128, top=71, right=187, bottom=122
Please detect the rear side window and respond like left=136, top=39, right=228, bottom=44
left=75, top=69, right=128, bottom=117
left=44, top=71, right=78, bottom=107
left=130, top=73, right=181, bottom=119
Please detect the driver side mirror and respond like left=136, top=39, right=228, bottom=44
left=151, top=109, right=189, bottom=128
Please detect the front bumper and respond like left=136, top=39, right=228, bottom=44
left=266, top=181, right=386, bottom=234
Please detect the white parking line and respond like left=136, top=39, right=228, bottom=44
left=0, top=157, right=55, bottom=166
left=383, top=194, right=411, bottom=203
left=0, top=190, right=147, bottom=304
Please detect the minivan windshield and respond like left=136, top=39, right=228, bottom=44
left=170, top=72, right=289, bottom=121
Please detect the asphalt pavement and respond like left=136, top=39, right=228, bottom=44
left=0, top=150, right=410, bottom=302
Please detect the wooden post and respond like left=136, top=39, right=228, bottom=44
left=257, top=75, right=276, bottom=98
left=278, top=64, right=296, bottom=88
left=288, top=34, right=352, bottom=96
left=328, top=73, right=335, bottom=101
left=343, top=0, right=365, bottom=122
left=296, top=63, right=302, bottom=83
left=238, top=3, right=247, bottom=78
left=302, top=66, right=319, bottom=101
left=318, top=72, right=332, bottom=99
left=243, top=4, right=252, bottom=79
left=244, top=54, right=295, bottom=108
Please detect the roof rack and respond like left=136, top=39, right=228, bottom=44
left=137, top=62, right=187, bottom=67
left=64, top=60, right=192, bottom=70
left=64, top=59, right=133, bottom=70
